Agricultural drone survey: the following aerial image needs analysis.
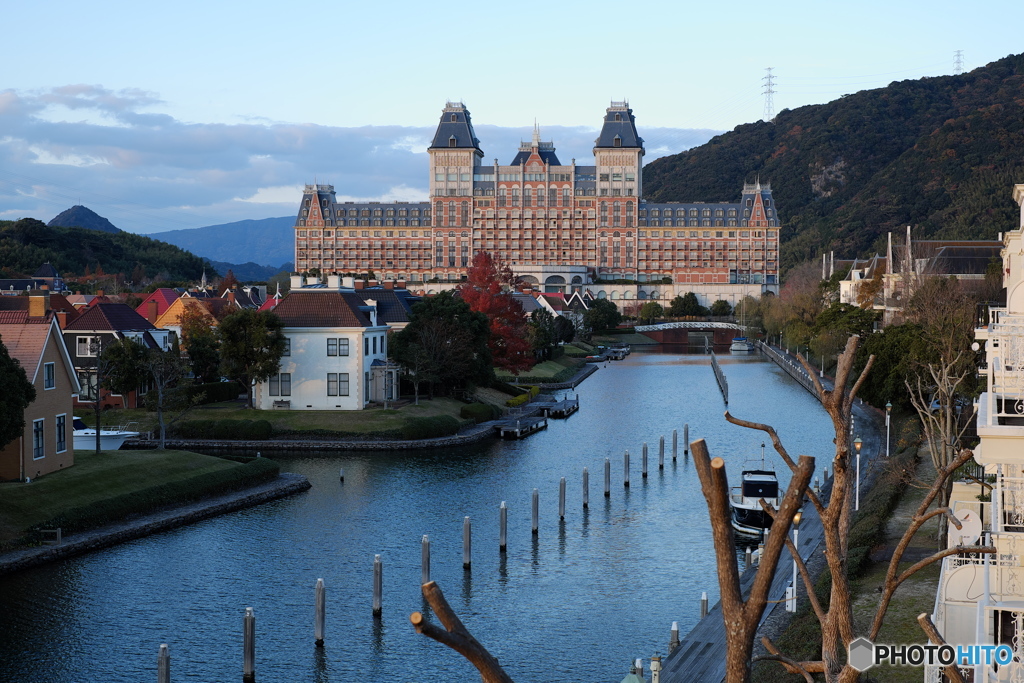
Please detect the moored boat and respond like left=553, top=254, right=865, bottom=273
left=730, top=337, right=754, bottom=352
left=729, top=444, right=780, bottom=535
left=72, top=417, right=140, bottom=451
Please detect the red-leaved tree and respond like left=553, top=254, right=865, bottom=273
left=457, top=252, right=533, bottom=375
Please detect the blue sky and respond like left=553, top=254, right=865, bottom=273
left=1, top=0, right=1020, bottom=233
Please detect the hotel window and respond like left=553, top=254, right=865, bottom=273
left=269, top=373, right=291, bottom=396
left=44, top=362, right=55, bottom=389
left=56, top=414, right=66, bottom=453
left=33, top=419, right=44, bottom=459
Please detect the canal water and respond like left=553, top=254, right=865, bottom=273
left=0, top=350, right=837, bottom=683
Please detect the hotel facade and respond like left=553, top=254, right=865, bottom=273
left=294, top=102, right=781, bottom=306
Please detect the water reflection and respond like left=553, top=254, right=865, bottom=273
left=0, top=351, right=838, bottom=683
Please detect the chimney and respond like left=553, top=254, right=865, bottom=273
left=290, top=275, right=303, bottom=289
left=328, top=274, right=341, bottom=288
left=342, top=276, right=355, bottom=288
left=396, top=280, right=406, bottom=289
left=306, top=276, right=320, bottom=286
left=383, top=280, right=394, bottom=290
left=28, top=292, right=49, bottom=317
left=41, top=284, right=50, bottom=291
left=97, top=289, right=105, bottom=297
left=227, top=290, right=236, bottom=305
left=364, top=299, right=377, bottom=326
left=147, top=300, right=159, bottom=323
left=368, top=279, right=378, bottom=288
left=354, top=280, right=365, bottom=290
left=55, top=310, right=70, bottom=329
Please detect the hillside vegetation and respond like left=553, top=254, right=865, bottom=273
left=0, top=218, right=211, bottom=281
left=643, top=52, right=1024, bottom=270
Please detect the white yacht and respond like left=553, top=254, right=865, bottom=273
left=72, top=417, right=140, bottom=451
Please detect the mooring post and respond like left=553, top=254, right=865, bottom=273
left=559, top=477, right=566, bottom=519
left=669, top=622, right=680, bottom=654
left=314, top=578, right=325, bottom=646
left=824, top=465, right=829, bottom=480
left=339, top=467, right=344, bottom=483
left=372, top=555, right=383, bottom=617
left=463, top=516, right=471, bottom=570
left=157, top=644, right=170, bottom=683
left=582, top=467, right=589, bottom=508
left=532, top=488, right=539, bottom=535
left=659, top=436, right=665, bottom=470
left=700, top=592, right=709, bottom=619
left=745, top=546, right=753, bottom=569
left=499, top=501, right=507, bottom=552
left=672, top=429, right=678, bottom=461
left=624, top=450, right=630, bottom=488
left=684, top=423, right=689, bottom=455
left=642, top=443, right=648, bottom=479
left=814, top=477, right=820, bottom=495
left=421, top=535, right=431, bottom=585
left=243, top=607, right=255, bottom=682
left=604, top=458, right=611, bottom=497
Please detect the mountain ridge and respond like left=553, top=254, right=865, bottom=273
left=48, top=205, right=122, bottom=234
left=146, top=216, right=294, bottom=268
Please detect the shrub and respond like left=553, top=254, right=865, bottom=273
left=401, top=415, right=462, bottom=440
left=460, top=403, right=499, bottom=424
left=506, top=393, right=530, bottom=408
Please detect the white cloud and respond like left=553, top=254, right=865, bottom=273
left=235, top=185, right=305, bottom=204
left=29, top=145, right=109, bottom=167
left=335, top=185, right=428, bottom=204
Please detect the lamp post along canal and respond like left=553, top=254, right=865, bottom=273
left=854, top=437, right=863, bottom=511
left=789, top=511, right=802, bottom=611
left=885, top=401, right=892, bottom=458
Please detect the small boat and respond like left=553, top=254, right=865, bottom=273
left=729, top=444, right=780, bottom=536
left=72, top=417, right=140, bottom=451
left=730, top=337, right=754, bottom=352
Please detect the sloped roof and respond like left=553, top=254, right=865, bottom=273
left=64, top=303, right=157, bottom=331
left=512, top=292, right=542, bottom=314
left=358, top=289, right=419, bottom=324
left=539, top=293, right=567, bottom=312
left=0, top=315, right=66, bottom=383
left=258, top=296, right=280, bottom=312
left=0, top=294, right=78, bottom=316
left=154, top=297, right=231, bottom=328
left=0, top=310, right=29, bottom=324
left=135, top=288, right=181, bottom=318
left=428, top=102, right=484, bottom=156
left=272, top=291, right=373, bottom=328
left=32, top=263, right=60, bottom=278
left=594, top=103, right=644, bottom=151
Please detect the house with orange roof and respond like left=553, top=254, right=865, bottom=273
left=0, top=294, right=80, bottom=481
left=153, top=296, right=233, bottom=338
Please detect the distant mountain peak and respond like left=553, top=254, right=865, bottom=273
left=48, top=205, right=121, bottom=234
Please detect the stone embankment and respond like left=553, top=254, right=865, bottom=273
left=0, top=473, right=311, bottom=577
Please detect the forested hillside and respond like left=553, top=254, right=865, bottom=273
left=643, top=53, right=1024, bottom=271
left=0, top=218, right=211, bottom=281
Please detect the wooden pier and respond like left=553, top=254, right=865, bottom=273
left=544, top=398, right=579, bottom=419
left=494, top=416, right=548, bottom=439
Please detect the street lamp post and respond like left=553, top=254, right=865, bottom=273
left=790, top=510, right=802, bottom=612
left=885, top=401, right=892, bottom=458
left=854, top=437, right=863, bottom=511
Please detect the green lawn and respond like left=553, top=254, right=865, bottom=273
left=81, top=396, right=469, bottom=435
left=0, top=449, right=241, bottom=543
left=591, top=332, right=658, bottom=345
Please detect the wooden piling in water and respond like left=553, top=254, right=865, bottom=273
left=559, top=477, right=566, bottom=519
left=157, top=644, right=170, bottom=683
left=339, top=467, right=344, bottom=482
left=463, top=517, right=471, bottom=570
left=314, top=578, right=325, bottom=646
left=659, top=436, right=665, bottom=470
left=372, top=555, right=383, bottom=617
left=421, top=535, right=431, bottom=584
left=243, top=607, right=255, bottom=681
left=684, top=424, right=689, bottom=455
left=532, top=489, right=539, bottom=535
left=624, top=450, right=630, bottom=488
left=604, top=458, right=611, bottom=497
left=499, top=501, right=507, bottom=551
left=700, top=592, right=708, bottom=619
left=642, top=443, right=648, bottom=478
left=672, top=429, right=678, bottom=461
left=583, top=467, right=589, bottom=508
left=669, top=622, right=679, bottom=654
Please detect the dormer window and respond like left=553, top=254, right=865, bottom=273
left=614, top=114, right=622, bottom=121
left=448, top=136, right=457, bottom=147
left=613, top=135, right=622, bottom=147
left=450, top=114, right=457, bottom=122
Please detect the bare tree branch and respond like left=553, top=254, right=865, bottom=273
left=410, top=581, right=515, bottom=683
left=751, top=654, right=815, bottom=682
left=916, top=613, right=966, bottom=683
left=760, top=637, right=825, bottom=675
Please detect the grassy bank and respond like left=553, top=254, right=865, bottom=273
left=0, top=450, right=279, bottom=547
left=82, top=396, right=471, bottom=439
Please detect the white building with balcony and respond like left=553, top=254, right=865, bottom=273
left=928, top=184, right=1024, bottom=681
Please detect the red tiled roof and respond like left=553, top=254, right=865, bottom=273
left=64, top=303, right=157, bottom=331
left=0, top=310, right=29, bottom=324
left=271, top=291, right=372, bottom=328
left=0, top=320, right=53, bottom=379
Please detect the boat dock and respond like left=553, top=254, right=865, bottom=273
left=544, top=397, right=579, bottom=419
left=494, top=416, right=548, bottom=439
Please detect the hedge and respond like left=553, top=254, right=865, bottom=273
left=29, top=458, right=280, bottom=539
left=171, top=419, right=273, bottom=440
left=506, top=394, right=530, bottom=408
left=189, top=381, right=243, bottom=405
left=401, top=415, right=462, bottom=440
left=492, top=380, right=529, bottom=396
left=460, top=403, right=500, bottom=424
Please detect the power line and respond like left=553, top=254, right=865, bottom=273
left=762, top=67, right=776, bottom=123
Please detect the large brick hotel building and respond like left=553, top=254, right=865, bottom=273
left=294, top=102, right=780, bottom=305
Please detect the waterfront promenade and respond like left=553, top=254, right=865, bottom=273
left=662, top=344, right=886, bottom=682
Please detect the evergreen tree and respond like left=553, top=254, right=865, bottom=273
left=0, top=336, right=36, bottom=450
left=218, top=309, right=286, bottom=408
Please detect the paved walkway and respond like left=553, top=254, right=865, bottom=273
left=661, top=345, right=886, bottom=682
